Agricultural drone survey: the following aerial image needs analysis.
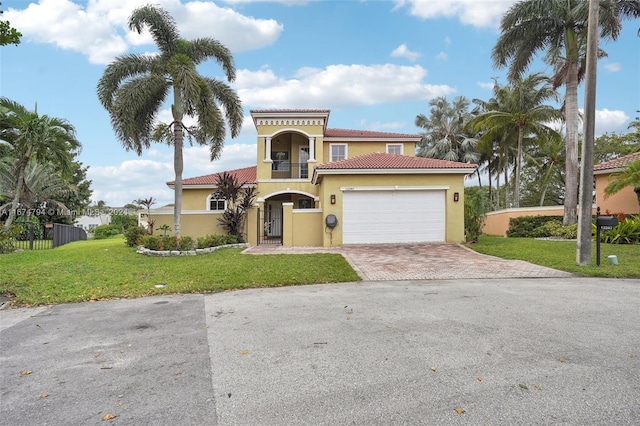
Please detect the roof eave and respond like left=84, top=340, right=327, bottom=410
left=594, top=167, right=624, bottom=176
left=323, top=137, right=421, bottom=142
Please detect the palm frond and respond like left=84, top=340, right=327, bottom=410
left=128, top=5, right=180, bottom=56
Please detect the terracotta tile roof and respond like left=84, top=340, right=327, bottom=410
left=324, top=128, right=420, bottom=139
left=594, top=151, right=640, bottom=172
left=167, top=166, right=257, bottom=186
left=315, top=153, right=477, bottom=171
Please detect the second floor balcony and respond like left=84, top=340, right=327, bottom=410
left=272, top=161, right=309, bottom=179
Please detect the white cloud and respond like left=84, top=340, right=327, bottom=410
left=5, top=0, right=283, bottom=64
left=391, top=43, right=421, bottom=61
left=435, top=51, right=448, bottom=61
left=444, top=36, right=451, bottom=47
left=477, top=81, right=494, bottom=90
left=603, top=62, right=621, bottom=72
left=88, top=158, right=175, bottom=206
left=235, top=64, right=455, bottom=108
left=395, top=0, right=516, bottom=29
left=595, top=108, right=629, bottom=134
left=88, top=140, right=258, bottom=207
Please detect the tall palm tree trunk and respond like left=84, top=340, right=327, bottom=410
left=563, top=38, right=580, bottom=225
left=173, top=123, right=183, bottom=238
left=4, top=168, right=26, bottom=230
left=515, top=126, right=524, bottom=208
left=3, top=149, right=32, bottom=230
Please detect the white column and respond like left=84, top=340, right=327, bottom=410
left=308, top=137, right=316, bottom=162
left=264, top=137, right=273, bottom=162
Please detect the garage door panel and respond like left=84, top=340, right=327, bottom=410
left=342, top=190, right=445, bottom=244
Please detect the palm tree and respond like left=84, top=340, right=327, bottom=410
left=135, top=196, right=156, bottom=234
left=523, top=131, right=566, bottom=206
left=469, top=73, right=562, bottom=207
left=97, top=5, right=243, bottom=237
left=492, top=0, right=639, bottom=223
left=0, top=97, right=80, bottom=229
left=415, top=96, right=479, bottom=164
left=604, top=159, right=640, bottom=211
left=0, top=159, right=76, bottom=214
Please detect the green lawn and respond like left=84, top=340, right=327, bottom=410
left=0, top=237, right=360, bottom=306
left=470, top=235, right=640, bottom=278
left=3, top=235, right=638, bottom=307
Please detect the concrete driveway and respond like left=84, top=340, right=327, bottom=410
left=1, top=278, right=639, bottom=425
left=246, top=243, right=573, bottom=280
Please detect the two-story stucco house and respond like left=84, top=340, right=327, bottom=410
left=150, top=109, right=477, bottom=247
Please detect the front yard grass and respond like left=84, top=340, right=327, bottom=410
left=470, top=235, right=640, bottom=278
left=0, top=237, right=360, bottom=306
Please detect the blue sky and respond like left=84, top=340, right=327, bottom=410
left=1, top=0, right=638, bottom=207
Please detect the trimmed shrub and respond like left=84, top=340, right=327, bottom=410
left=506, top=215, right=564, bottom=237
left=93, top=224, right=121, bottom=239
left=124, top=225, right=147, bottom=247
left=139, top=235, right=196, bottom=251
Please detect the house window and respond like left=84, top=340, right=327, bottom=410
left=387, top=144, right=403, bottom=154
left=330, top=144, right=347, bottom=162
left=209, top=198, right=226, bottom=211
left=298, top=199, right=313, bottom=209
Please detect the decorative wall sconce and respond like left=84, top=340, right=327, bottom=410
left=330, top=194, right=336, bottom=204
left=453, top=192, right=459, bottom=202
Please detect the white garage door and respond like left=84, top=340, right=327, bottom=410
left=342, top=189, right=445, bottom=244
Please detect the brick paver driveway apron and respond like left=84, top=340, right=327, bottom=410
left=338, top=244, right=573, bottom=281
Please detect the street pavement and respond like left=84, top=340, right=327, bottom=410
left=1, top=277, right=639, bottom=425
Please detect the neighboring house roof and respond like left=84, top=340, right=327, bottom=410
left=594, top=151, right=640, bottom=175
left=312, top=153, right=476, bottom=183
left=251, top=109, right=331, bottom=114
left=167, top=166, right=257, bottom=188
left=324, top=128, right=420, bottom=141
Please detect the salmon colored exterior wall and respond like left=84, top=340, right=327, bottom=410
left=483, top=206, right=600, bottom=237
left=595, top=173, right=639, bottom=214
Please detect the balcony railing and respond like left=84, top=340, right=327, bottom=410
left=271, top=162, right=309, bottom=179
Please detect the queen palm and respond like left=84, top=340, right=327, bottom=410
left=97, top=5, right=243, bottom=237
left=493, top=0, right=639, bottom=223
left=0, top=97, right=80, bottom=230
left=604, top=159, right=640, bottom=212
left=415, top=96, right=479, bottom=163
left=469, top=73, right=561, bottom=207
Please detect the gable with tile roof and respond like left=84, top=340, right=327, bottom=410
left=594, top=151, right=640, bottom=214
left=150, top=109, right=477, bottom=246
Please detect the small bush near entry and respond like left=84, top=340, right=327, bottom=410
left=94, top=224, right=121, bottom=239
left=124, top=225, right=148, bottom=247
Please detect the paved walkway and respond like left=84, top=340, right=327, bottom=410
left=244, top=243, right=573, bottom=280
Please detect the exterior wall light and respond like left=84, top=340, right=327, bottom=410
left=330, top=194, right=336, bottom=204
left=453, top=192, right=459, bottom=202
